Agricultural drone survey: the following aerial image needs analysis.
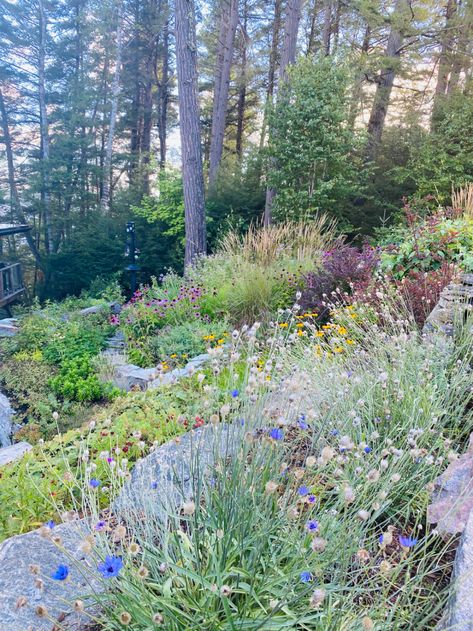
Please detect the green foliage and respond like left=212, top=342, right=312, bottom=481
left=379, top=211, right=473, bottom=278
left=267, top=57, right=361, bottom=228
left=146, top=320, right=229, bottom=365
left=0, top=387, right=190, bottom=540
left=49, top=356, right=118, bottom=403
left=406, top=94, right=473, bottom=203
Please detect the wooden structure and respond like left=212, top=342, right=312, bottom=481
left=0, top=224, right=29, bottom=311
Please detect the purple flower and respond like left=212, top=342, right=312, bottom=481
left=51, top=564, right=69, bottom=581
left=98, top=555, right=123, bottom=578
left=379, top=534, right=384, bottom=544
left=306, top=519, right=318, bottom=532
left=399, top=535, right=417, bottom=548
left=300, top=571, right=312, bottom=583
left=308, top=494, right=316, bottom=503
left=94, top=521, right=106, bottom=531
left=298, top=420, right=308, bottom=430
left=269, top=428, right=284, bottom=441
left=231, top=389, right=239, bottom=398
left=89, top=478, right=101, bottom=488
left=151, top=481, right=158, bottom=489
left=298, top=485, right=309, bottom=497
left=364, top=446, right=372, bottom=454
left=45, top=520, right=55, bottom=529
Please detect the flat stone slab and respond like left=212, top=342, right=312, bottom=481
left=428, top=433, right=473, bottom=535
left=0, top=441, right=32, bottom=466
left=0, top=318, right=19, bottom=337
left=0, top=521, right=94, bottom=631
left=0, top=391, right=14, bottom=447
left=440, top=509, right=473, bottom=630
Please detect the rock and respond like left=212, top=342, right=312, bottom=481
left=0, top=392, right=14, bottom=447
left=424, top=276, right=473, bottom=336
left=0, top=521, right=97, bottom=631
left=0, top=318, right=19, bottom=337
left=428, top=434, right=473, bottom=535
left=79, top=302, right=122, bottom=317
left=115, top=423, right=241, bottom=522
left=439, top=509, right=473, bottom=630
left=0, top=441, right=32, bottom=466
left=111, top=364, right=158, bottom=391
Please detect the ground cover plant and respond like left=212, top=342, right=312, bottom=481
left=23, top=296, right=473, bottom=630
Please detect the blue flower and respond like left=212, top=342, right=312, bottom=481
left=45, top=520, right=55, bottom=529
left=308, top=494, right=316, bottom=503
left=98, top=555, right=123, bottom=578
left=399, top=535, right=417, bottom=548
left=51, top=564, right=69, bottom=581
left=298, top=420, right=308, bottom=430
left=231, top=389, right=239, bottom=398
left=379, top=534, right=384, bottom=544
left=269, top=428, right=284, bottom=440
left=151, top=481, right=158, bottom=489
left=300, top=571, right=312, bottom=583
left=330, top=429, right=339, bottom=436
left=94, top=520, right=106, bottom=531
left=298, top=485, right=309, bottom=496
left=364, top=446, right=372, bottom=454
left=89, top=478, right=101, bottom=489
left=306, top=519, right=318, bottom=532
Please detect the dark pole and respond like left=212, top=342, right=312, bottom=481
left=125, top=221, right=140, bottom=296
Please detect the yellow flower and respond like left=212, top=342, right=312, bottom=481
left=334, top=347, right=344, bottom=353
left=337, top=326, right=347, bottom=335
left=296, top=322, right=304, bottom=328
left=297, top=330, right=305, bottom=337
left=279, top=322, right=289, bottom=328
left=346, top=339, right=355, bottom=345
left=170, top=354, right=178, bottom=359
left=217, top=338, right=225, bottom=345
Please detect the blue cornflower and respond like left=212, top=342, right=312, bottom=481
left=98, top=555, right=123, bottom=579
left=298, top=420, right=308, bottom=430
left=45, top=520, right=55, bottom=529
left=94, top=520, right=106, bottom=531
left=364, top=446, right=372, bottom=454
left=330, top=429, right=339, bottom=436
left=269, top=428, right=284, bottom=440
left=306, top=519, right=318, bottom=532
left=151, top=481, right=158, bottom=489
left=231, top=389, right=239, bottom=398
left=51, top=564, right=69, bottom=581
left=308, top=494, right=316, bottom=503
left=399, top=535, right=417, bottom=548
left=298, top=485, right=309, bottom=496
left=300, top=571, right=312, bottom=583
left=239, top=418, right=245, bottom=426
left=89, top=478, right=101, bottom=489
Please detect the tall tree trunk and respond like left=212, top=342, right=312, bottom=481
left=432, top=0, right=458, bottom=126
left=174, top=0, right=207, bottom=266
left=332, top=0, right=341, bottom=50
left=306, top=0, right=317, bottom=55
left=264, top=0, right=303, bottom=226
left=322, top=0, right=332, bottom=56
left=446, top=1, right=472, bottom=93
left=347, top=24, right=371, bottom=130
left=0, top=86, right=43, bottom=268
left=38, top=0, right=52, bottom=254
left=208, top=0, right=239, bottom=188
left=365, top=0, right=408, bottom=161
left=236, top=0, right=248, bottom=158
left=100, top=0, right=124, bottom=213
left=157, top=15, right=170, bottom=170
left=259, top=0, right=282, bottom=150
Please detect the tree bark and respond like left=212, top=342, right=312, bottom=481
left=347, top=23, right=371, bottom=130
left=432, top=0, right=458, bottom=126
left=100, top=0, right=124, bottom=213
left=174, top=0, right=207, bottom=266
left=365, top=0, right=408, bottom=161
left=264, top=0, right=303, bottom=225
left=157, top=15, right=170, bottom=170
left=38, top=0, right=52, bottom=253
left=236, top=0, right=248, bottom=158
left=322, top=0, right=332, bottom=56
left=208, top=0, right=239, bottom=188
left=0, top=86, right=43, bottom=268
left=259, top=0, right=282, bottom=151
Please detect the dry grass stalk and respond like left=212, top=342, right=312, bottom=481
left=452, top=184, right=473, bottom=218
left=218, top=218, right=338, bottom=266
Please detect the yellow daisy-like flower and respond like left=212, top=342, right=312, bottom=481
left=346, top=339, right=355, bottom=345
left=170, top=353, right=178, bottom=359
left=217, top=338, right=225, bottom=345
left=315, top=331, right=324, bottom=337
left=337, top=326, right=347, bottom=336
left=334, top=347, right=344, bottom=353
left=296, top=323, right=304, bottom=328
left=279, top=322, right=289, bottom=328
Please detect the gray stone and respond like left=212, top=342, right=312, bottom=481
left=428, top=433, right=473, bottom=535
left=79, top=302, right=122, bottom=317
left=0, top=441, right=32, bottom=466
left=0, top=521, right=97, bottom=631
left=111, top=364, right=158, bottom=391
left=424, top=276, right=473, bottom=337
left=0, top=391, right=14, bottom=447
left=0, top=318, right=19, bottom=337
left=440, top=510, right=473, bottom=630
left=115, top=423, right=241, bottom=523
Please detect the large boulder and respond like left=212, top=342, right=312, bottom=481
left=0, top=441, right=32, bottom=466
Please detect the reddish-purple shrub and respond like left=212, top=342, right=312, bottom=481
left=299, top=243, right=379, bottom=316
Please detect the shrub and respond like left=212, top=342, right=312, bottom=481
left=49, top=356, right=118, bottom=403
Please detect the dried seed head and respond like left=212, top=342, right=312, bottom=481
left=182, top=501, right=196, bottom=516
left=309, top=588, right=326, bottom=608
left=73, top=600, right=84, bottom=613
left=35, top=605, right=49, bottom=618
left=362, top=616, right=374, bottom=630
left=220, top=585, right=232, bottom=597
left=16, top=596, right=28, bottom=610
left=311, top=537, right=327, bottom=553
left=152, top=612, right=164, bottom=624
left=119, top=612, right=132, bottom=625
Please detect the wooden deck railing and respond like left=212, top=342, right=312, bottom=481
left=0, top=262, right=25, bottom=308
